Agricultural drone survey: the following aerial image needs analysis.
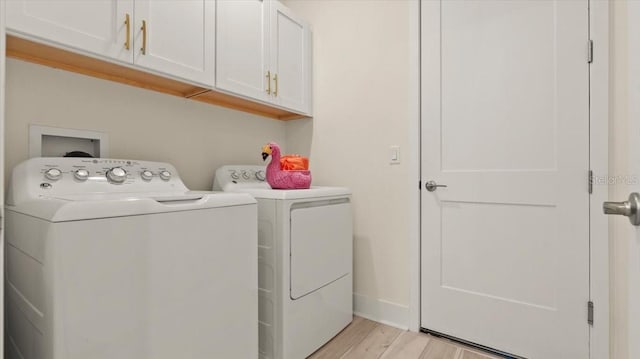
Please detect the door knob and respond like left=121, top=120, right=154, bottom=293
left=603, top=192, right=640, bottom=225
left=425, top=180, right=447, bottom=192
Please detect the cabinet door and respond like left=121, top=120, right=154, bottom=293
left=216, top=0, right=270, bottom=103
left=270, top=0, right=311, bottom=114
left=134, top=0, right=215, bottom=87
left=5, top=0, right=133, bottom=63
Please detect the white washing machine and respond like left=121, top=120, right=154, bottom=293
left=6, top=158, right=258, bottom=359
left=213, top=165, right=353, bottom=359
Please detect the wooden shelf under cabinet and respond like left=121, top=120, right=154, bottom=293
left=5, top=35, right=306, bottom=121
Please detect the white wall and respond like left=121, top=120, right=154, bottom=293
left=4, top=59, right=286, bottom=190
left=284, top=0, right=413, bottom=327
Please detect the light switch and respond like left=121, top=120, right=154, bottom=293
left=390, top=145, right=400, bottom=164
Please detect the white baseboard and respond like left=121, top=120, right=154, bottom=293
left=353, top=293, right=409, bottom=330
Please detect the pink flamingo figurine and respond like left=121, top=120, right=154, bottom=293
left=261, top=142, right=312, bottom=189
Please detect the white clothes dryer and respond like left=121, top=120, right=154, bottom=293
left=214, top=165, right=353, bottom=359
left=6, top=158, right=258, bottom=359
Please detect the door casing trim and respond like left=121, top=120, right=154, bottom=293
left=408, top=0, right=421, bottom=334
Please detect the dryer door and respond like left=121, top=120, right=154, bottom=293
left=290, top=201, right=352, bottom=299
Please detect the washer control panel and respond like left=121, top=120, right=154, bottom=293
left=7, top=158, right=188, bottom=205
left=35, top=158, right=177, bottom=185
left=213, top=165, right=269, bottom=191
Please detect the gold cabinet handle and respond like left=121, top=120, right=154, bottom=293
left=273, top=73, right=278, bottom=97
left=140, top=20, right=147, bottom=55
left=124, top=14, right=131, bottom=50
left=266, top=71, right=271, bottom=94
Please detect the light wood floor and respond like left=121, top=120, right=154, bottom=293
left=308, top=316, right=502, bottom=359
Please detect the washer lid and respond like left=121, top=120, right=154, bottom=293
left=227, top=186, right=351, bottom=200
left=6, top=191, right=256, bottom=222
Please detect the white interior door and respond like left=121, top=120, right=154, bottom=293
left=133, top=0, right=215, bottom=86
left=420, top=1, right=590, bottom=358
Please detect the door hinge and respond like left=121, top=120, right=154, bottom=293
left=588, top=301, right=594, bottom=325
left=588, top=170, right=593, bottom=194
left=588, top=40, right=594, bottom=63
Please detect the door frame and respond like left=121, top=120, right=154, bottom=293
left=587, top=1, right=609, bottom=358
left=1, top=0, right=6, bottom=353
left=408, top=1, right=610, bottom=358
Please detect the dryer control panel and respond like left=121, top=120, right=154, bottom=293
left=213, top=165, right=269, bottom=192
left=7, top=158, right=188, bottom=205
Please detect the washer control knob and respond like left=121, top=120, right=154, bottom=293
left=230, top=170, right=239, bottom=180
left=255, top=170, right=266, bottom=181
left=106, top=167, right=127, bottom=183
left=44, top=168, right=62, bottom=181
left=159, top=170, right=172, bottom=181
left=242, top=171, right=250, bottom=180
left=74, top=169, right=90, bottom=181
left=141, top=170, right=154, bottom=181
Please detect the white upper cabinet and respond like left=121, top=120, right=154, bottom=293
left=216, top=0, right=269, bottom=103
left=6, top=0, right=215, bottom=87
left=6, top=0, right=134, bottom=63
left=134, top=0, right=215, bottom=86
left=269, top=1, right=311, bottom=114
left=216, top=0, right=312, bottom=115
left=5, top=0, right=310, bottom=116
